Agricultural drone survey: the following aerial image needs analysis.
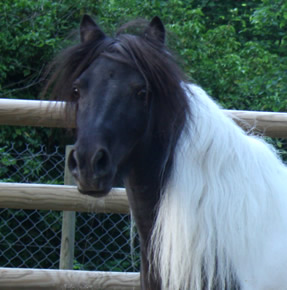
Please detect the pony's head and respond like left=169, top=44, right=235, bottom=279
left=45, top=15, right=190, bottom=197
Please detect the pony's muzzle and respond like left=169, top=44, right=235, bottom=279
left=68, top=147, right=113, bottom=195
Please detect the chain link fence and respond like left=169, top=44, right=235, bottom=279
left=0, top=144, right=140, bottom=272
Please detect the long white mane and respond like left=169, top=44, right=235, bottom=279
left=150, top=84, right=287, bottom=290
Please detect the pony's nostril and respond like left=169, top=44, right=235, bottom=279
left=94, top=150, right=104, bottom=163
left=68, top=149, right=79, bottom=178
left=92, top=149, right=110, bottom=176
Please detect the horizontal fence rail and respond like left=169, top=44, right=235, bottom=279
left=1, top=98, right=287, bottom=137
left=0, top=183, right=129, bottom=214
left=0, top=268, right=140, bottom=290
left=0, top=99, right=75, bottom=128
left=224, top=110, right=287, bottom=138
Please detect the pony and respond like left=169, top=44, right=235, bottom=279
left=44, top=15, right=287, bottom=290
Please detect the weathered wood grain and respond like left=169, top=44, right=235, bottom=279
left=0, top=99, right=75, bottom=128
left=0, top=183, right=129, bottom=214
left=225, top=109, right=287, bottom=138
left=60, top=145, right=76, bottom=270
left=0, top=268, right=140, bottom=290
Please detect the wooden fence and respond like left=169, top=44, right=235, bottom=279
left=1, top=98, right=287, bottom=289
left=1, top=98, right=287, bottom=137
left=0, top=268, right=140, bottom=290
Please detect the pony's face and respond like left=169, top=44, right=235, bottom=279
left=68, top=55, right=148, bottom=196
left=42, top=14, right=191, bottom=197
left=65, top=15, right=167, bottom=197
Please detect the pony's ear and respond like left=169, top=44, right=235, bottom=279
left=145, top=16, right=165, bottom=45
left=80, top=15, right=105, bottom=43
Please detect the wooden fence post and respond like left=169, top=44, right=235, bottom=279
left=59, top=145, right=76, bottom=269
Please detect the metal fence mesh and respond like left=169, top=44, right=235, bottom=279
left=0, top=144, right=140, bottom=272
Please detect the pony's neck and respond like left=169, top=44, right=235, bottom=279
left=124, top=141, right=168, bottom=290
left=124, top=138, right=169, bottom=241
left=124, top=84, right=190, bottom=289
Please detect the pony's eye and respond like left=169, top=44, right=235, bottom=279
left=72, top=86, right=80, bottom=100
left=136, top=89, right=147, bottom=100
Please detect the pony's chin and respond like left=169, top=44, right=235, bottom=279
left=78, top=187, right=111, bottom=198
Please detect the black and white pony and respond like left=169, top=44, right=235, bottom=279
left=44, top=15, right=287, bottom=290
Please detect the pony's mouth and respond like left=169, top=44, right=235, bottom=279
left=75, top=173, right=114, bottom=198
left=77, top=186, right=111, bottom=198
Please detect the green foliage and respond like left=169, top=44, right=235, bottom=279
left=0, top=0, right=97, bottom=150
left=0, top=144, right=65, bottom=184
left=251, top=0, right=287, bottom=53
left=1, top=1, right=287, bottom=149
left=74, top=213, right=140, bottom=272
left=0, top=208, right=62, bottom=269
